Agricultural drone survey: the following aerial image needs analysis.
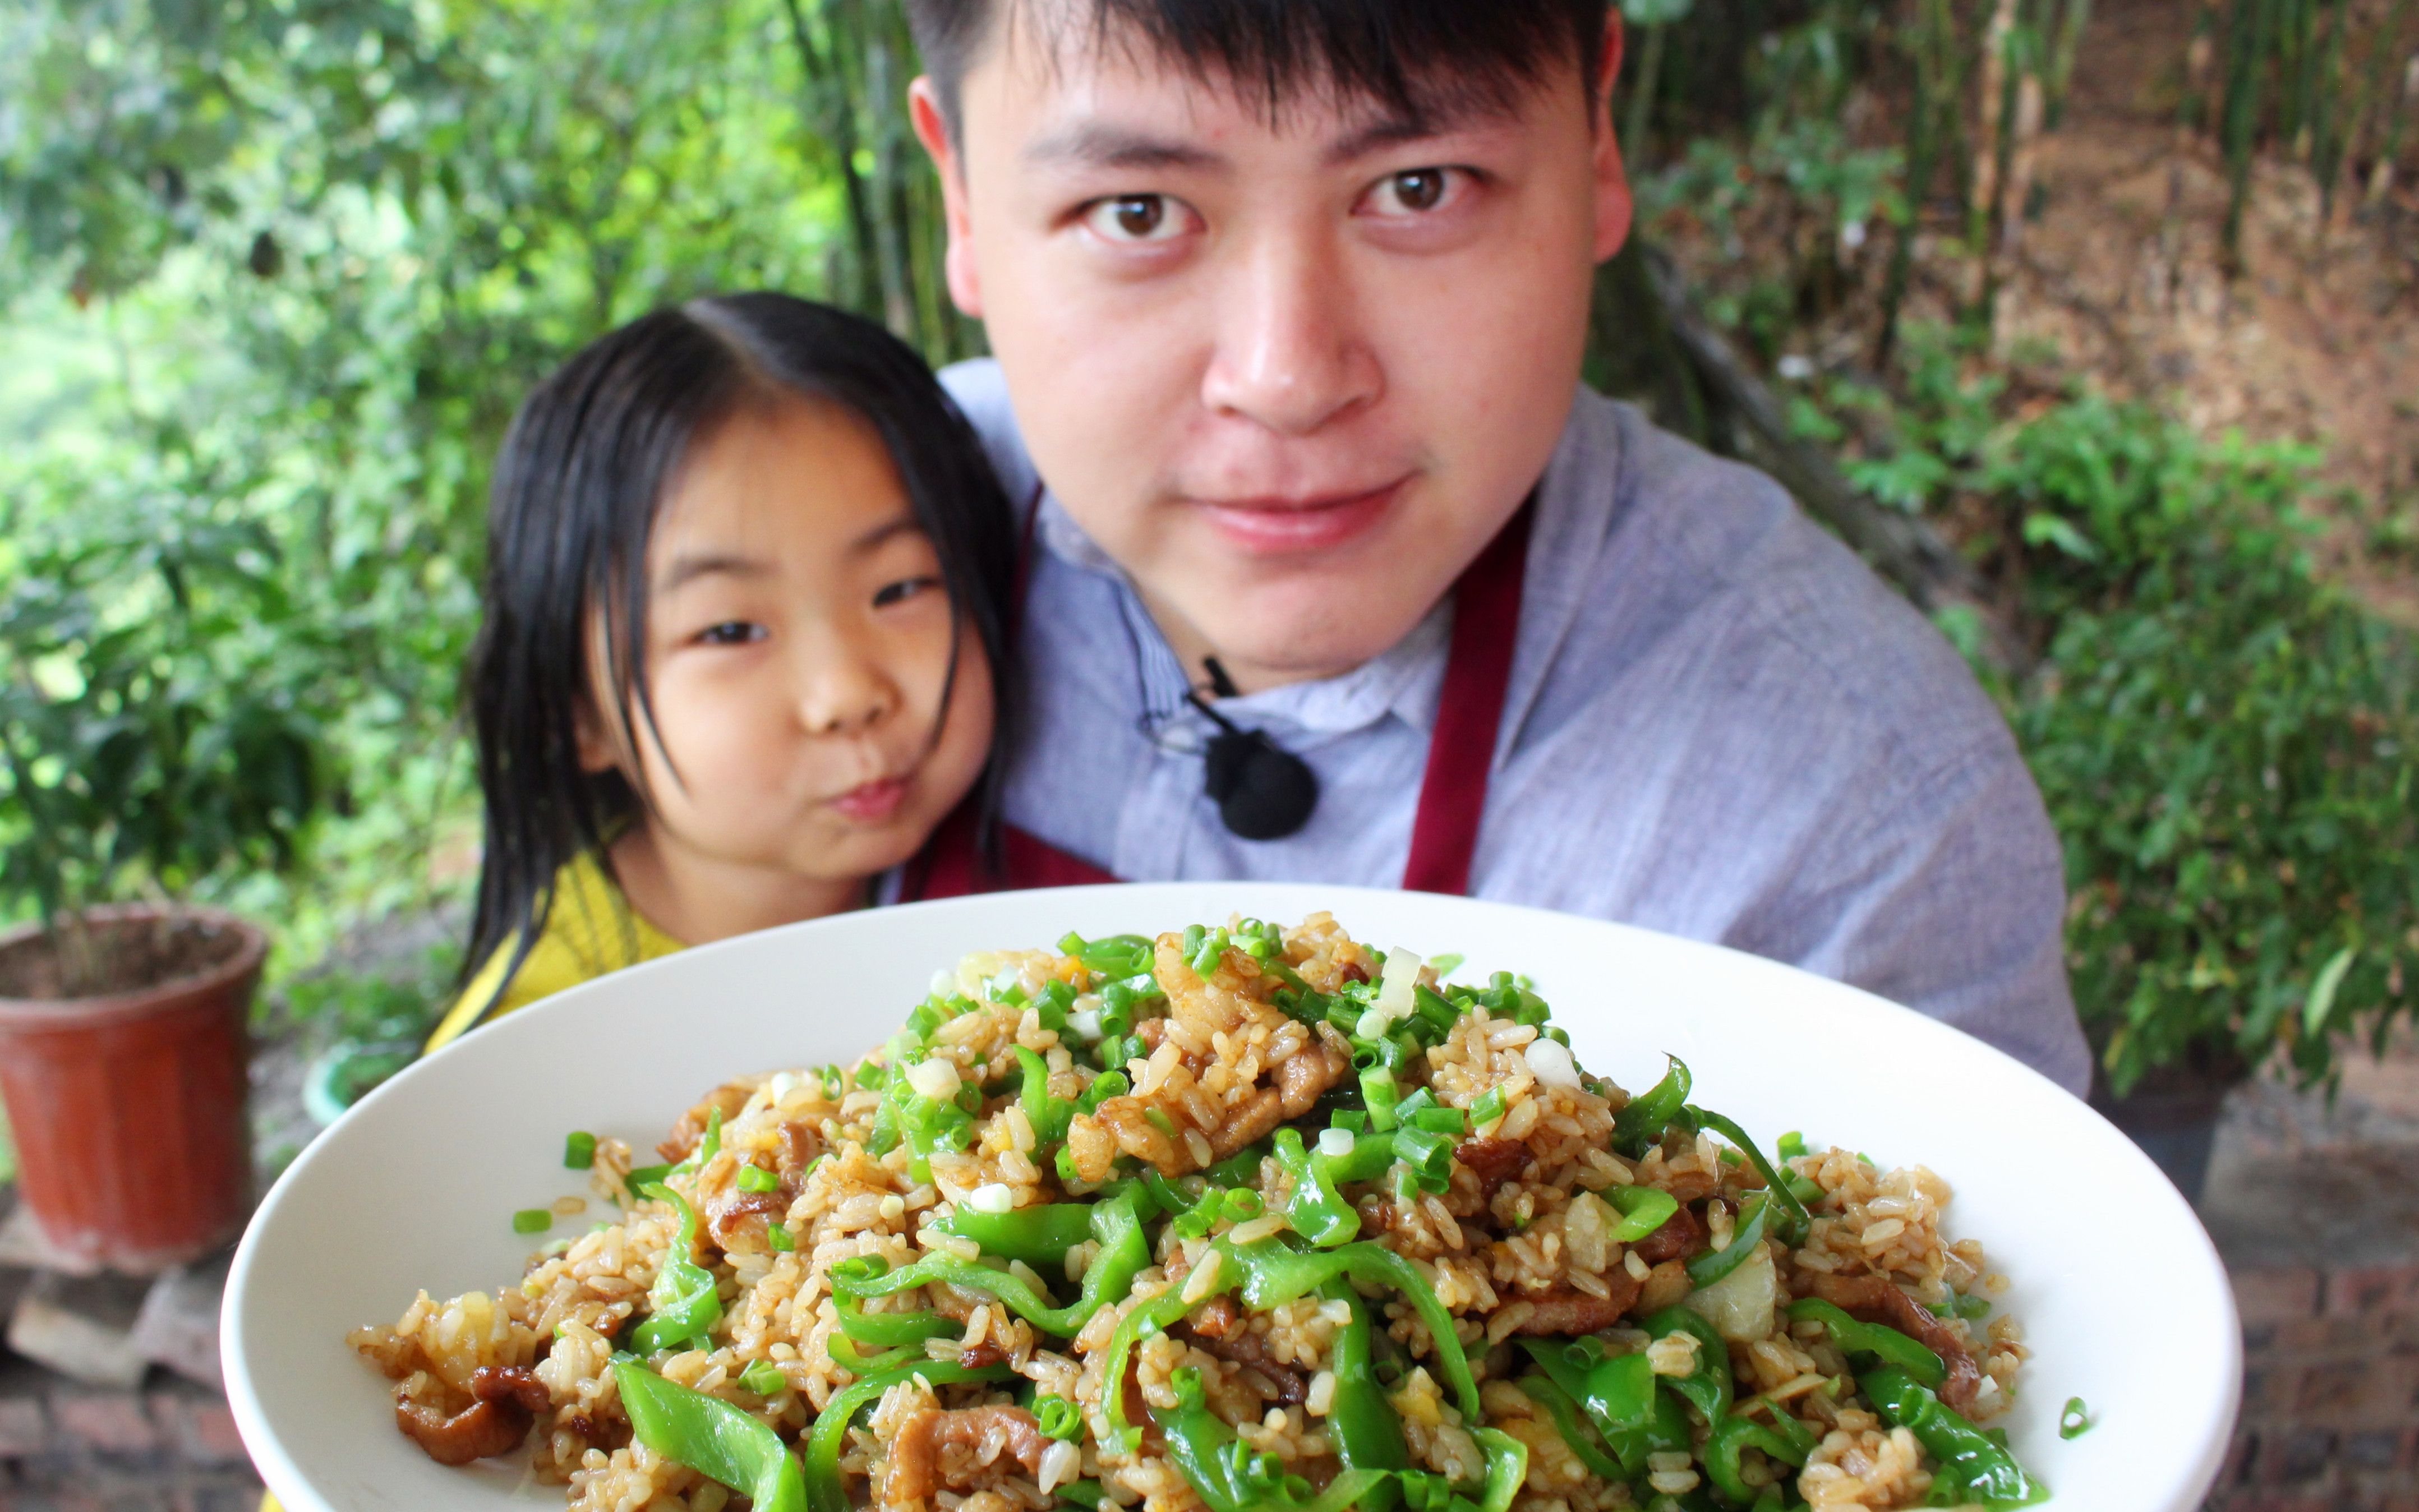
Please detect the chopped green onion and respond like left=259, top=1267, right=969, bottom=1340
left=767, top=1221, right=796, bottom=1252
left=2059, top=1397, right=2094, bottom=1439
left=1411, top=1105, right=1468, bottom=1135
left=564, top=1131, right=598, bottom=1169
left=513, top=1208, right=552, bottom=1235
left=1470, top=1087, right=1507, bottom=1128
left=738, top=1163, right=780, bottom=1193
left=1035, top=1394, right=1084, bottom=1441
left=741, top=1360, right=788, bottom=1396
left=626, top=1163, right=672, bottom=1196
left=1144, top=1107, right=1178, bottom=1138
left=1427, top=953, right=1465, bottom=977
left=1777, top=1131, right=1807, bottom=1161
left=1331, top=1108, right=1369, bottom=1133
left=1360, top=1067, right=1400, bottom=1131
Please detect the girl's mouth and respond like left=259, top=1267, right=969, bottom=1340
left=829, top=776, right=910, bottom=823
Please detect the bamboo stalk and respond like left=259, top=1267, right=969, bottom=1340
left=1877, top=0, right=1959, bottom=365
left=781, top=0, right=881, bottom=319
left=2310, top=0, right=2350, bottom=230
left=2219, top=0, right=2279, bottom=276
left=2002, top=70, right=2049, bottom=259
left=2045, top=0, right=2095, bottom=128
left=1624, top=21, right=1670, bottom=171
left=1971, top=0, right=2022, bottom=253
left=2371, top=44, right=2419, bottom=208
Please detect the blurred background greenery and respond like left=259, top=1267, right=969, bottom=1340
left=1, top=0, right=2415, bottom=1109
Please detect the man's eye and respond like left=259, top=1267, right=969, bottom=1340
left=1082, top=194, right=1190, bottom=244
left=873, top=577, right=942, bottom=609
left=1364, top=168, right=1459, bottom=218
left=697, top=621, right=766, bottom=646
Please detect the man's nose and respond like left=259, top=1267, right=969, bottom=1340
left=1199, top=230, right=1382, bottom=439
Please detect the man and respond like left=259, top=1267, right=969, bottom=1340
left=901, top=0, right=2091, bottom=1093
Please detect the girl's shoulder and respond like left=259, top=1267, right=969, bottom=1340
left=425, top=854, right=682, bottom=1050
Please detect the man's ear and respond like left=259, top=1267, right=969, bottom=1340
left=1591, top=12, right=1636, bottom=265
left=910, top=77, right=984, bottom=319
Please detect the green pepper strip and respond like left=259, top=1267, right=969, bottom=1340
left=1612, top=1056, right=1692, bottom=1156
left=836, top=1188, right=1149, bottom=1339
left=1513, top=1374, right=1627, bottom=1482
left=1471, top=1428, right=1529, bottom=1512
left=826, top=1333, right=924, bottom=1372
left=1640, top=1307, right=1733, bottom=1426
left=1684, top=1192, right=1772, bottom=1291
left=1015, top=1046, right=1075, bottom=1147
left=1270, top=1126, right=1391, bottom=1248
left=1153, top=1366, right=1389, bottom=1512
left=1518, top=1341, right=1687, bottom=1477
left=1104, top=1238, right=1483, bottom=1451
left=612, top=1355, right=804, bottom=1512
left=1061, top=931, right=1156, bottom=980
left=1605, top=1186, right=1679, bottom=1242
left=1321, top=1281, right=1409, bottom=1478
left=630, top=1184, right=723, bottom=1354
left=935, top=1202, right=1095, bottom=1266
left=1703, top=1399, right=1819, bottom=1506
left=1860, top=1367, right=2048, bottom=1509
left=1687, top=1109, right=1812, bottom=1246
left=1785, top=1299, right=1945, bottom=1390
left=802, top=1359, right=1008, bottom=1512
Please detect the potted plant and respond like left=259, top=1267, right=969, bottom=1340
left=1971, top=398, right=2419, bottom=1198
left=0, top=506, right=325, bottom=1270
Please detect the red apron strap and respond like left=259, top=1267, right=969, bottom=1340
left=898, top=799, right=1119, bottom=901
left=1400, top=502, right=1533, bottom=896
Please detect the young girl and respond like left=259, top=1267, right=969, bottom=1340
left=424, top=292, right=1019, bottom=1050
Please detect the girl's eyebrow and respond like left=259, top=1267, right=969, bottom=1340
left=658, top=551, right=770, bottom=591
left=851, top=515, right=926, bottom=554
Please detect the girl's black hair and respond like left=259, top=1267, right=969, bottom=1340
left=459, top=293, right=1018, bottom=1021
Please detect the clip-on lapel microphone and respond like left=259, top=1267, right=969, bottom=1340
left=1187, top=657, right=1319, bottom=841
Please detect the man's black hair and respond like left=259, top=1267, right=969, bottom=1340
left=905, top=0, right=1614, bottom=137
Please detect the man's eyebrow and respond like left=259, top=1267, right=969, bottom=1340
left=1024, top=122, right=1227, bottom=172
left=658, top=552, right=769, bottom=591
left=1323, top=96, right=1514, bottom=168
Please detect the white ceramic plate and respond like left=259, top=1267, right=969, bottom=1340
left=224, top=883, right=2240, bottom=1511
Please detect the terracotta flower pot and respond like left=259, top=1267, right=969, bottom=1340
left=0, top=905, right=264, bottom=1273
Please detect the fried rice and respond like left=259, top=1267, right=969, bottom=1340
left=349, top=912, right=2043, bottom=1512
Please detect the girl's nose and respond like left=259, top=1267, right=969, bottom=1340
left=795, top=635, right=901, bottom=737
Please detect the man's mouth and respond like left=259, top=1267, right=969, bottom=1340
left=828, top=776, right=910, bottom=823
left=1188, top=478, right=1409, bottom=556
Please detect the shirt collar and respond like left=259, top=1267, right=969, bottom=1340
left=1033, top=493, right=1451, bottom=743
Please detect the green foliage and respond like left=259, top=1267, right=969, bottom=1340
left=0, top=460, right=328, bottom=983
left=0, top=0, right=886, bottom=986
left=1832, top=331, right=2419, bottom=1094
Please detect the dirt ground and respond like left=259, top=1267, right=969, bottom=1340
left=1996, top=0, right=2419, bottom=621
left=1657, top=0, right=2419, bottom=623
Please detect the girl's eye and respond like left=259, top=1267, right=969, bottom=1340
left=1362, top=167, right=1463, bottom=219
left=697, top=621, right=766, bottom=647
left=873, top=576, right=942, bottom=609
left=1082, top=194, right=1193, bottom=245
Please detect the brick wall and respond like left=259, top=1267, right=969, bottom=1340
left=2208, top=1261, right=2419, bottom=1512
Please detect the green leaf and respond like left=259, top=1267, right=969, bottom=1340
left=2302, top=947, right=2357, bottom=1038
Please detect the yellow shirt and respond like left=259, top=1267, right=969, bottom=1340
left=423, top=851, right=685, bottom=1053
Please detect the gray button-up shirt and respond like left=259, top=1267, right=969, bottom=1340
left=943, top=360, right=2093, bottom=1094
